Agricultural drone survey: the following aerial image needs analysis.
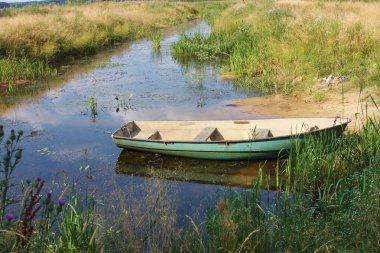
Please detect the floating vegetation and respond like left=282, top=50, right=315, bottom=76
left=36, top=147, right=56, bottom=156
left=197, top=98, right=206, bottom=107
left=185, top=71, right=206, bottom=89
left=115, top=94, right=135, bottom=112
left=98, top=62, right=124, bottom=69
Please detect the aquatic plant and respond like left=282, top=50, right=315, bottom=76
left=151, top=32, right=163, bottom=50
left=115, top=94, right=135, bottom=112
left=0, top=58, right=57, bottom=90
left=89, top=96, right=97, bottom=122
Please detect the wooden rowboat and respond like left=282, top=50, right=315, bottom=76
left=111, top=117, right=351, bottom=160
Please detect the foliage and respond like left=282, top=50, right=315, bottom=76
left=0, top=128, right=99, bottom=252
left=174, top=117, right=380, bottom=252
left=0, top=2, right=198, bottom=86
left=172, top=1, right=380, bottom=93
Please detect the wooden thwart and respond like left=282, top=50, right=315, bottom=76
left=194, top=127, right=217, bottom=141
left=136, top=131, right=161, bottom=140
left=250, top=129, right=273, bottom=140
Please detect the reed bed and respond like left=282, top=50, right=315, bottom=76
left=0, top=2, right=198, bottom=85
left=173, top=116, right=380, bottom=252
left=172, top=0, right=380, bottom=94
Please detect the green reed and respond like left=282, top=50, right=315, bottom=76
left=151, top=32, right=163, bottom=50
left=173, top=116, right=380, bottom=252
left=171, top=2, right=380, bottom=93
left=0, top=58, right=57, bottom=85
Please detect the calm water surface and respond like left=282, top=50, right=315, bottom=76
left=0, top=21, right=275, bottom=219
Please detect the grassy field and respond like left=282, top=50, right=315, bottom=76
left=0, top=2, right=198, bottom=87
left=172, top=0, right=380, bottom=94
left=1, top=1, right=380, bottom=252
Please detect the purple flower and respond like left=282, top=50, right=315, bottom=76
left=47, top=191, right=52, bottom=198
left=58, top=199, right=65, bottom=207
left=37, top=176, right=42, bottom=182
left=4, top=213, right=14, bottom=220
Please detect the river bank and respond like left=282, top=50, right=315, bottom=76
left=233, top=85, right=379, bottom=131
left=0, top=2, right=200, bottom=88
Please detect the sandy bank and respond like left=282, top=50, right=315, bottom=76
left=233, top=86, right=379, bottom=131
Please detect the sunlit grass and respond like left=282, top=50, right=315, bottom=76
left=172, top=0, right=380, bottom=94
left=174, top=116, right=380, bottom=252
left=0, top=2, right=198, bottom=85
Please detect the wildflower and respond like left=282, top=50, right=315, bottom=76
left=37, top=176, right=42, bottom=182
left=47, top=191, right=52, bottom=198
left=4, top=213, right=14, bottom=220
left=58, top=199, right=65, bottom=207
left=15, top=149, right=22, bottom=160
left=3, top=152, right=10, bottom=162
left=10, top=129, right=15, bottom=141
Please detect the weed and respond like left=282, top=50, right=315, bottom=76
left=89, top=96, right=97, bottom=122
left=151, top=32, right=163, bottom=50
left=313, top=90, right=326, bottom=102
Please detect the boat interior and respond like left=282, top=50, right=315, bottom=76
left=113, top=118, right=350, bottom=142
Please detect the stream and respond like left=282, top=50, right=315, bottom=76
left=0, top=21, right=276, bottom=220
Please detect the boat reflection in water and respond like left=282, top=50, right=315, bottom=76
left=115, top=150, right=285, bottom=189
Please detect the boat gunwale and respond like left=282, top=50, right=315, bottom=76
left=111, top=117, right=351, bottom=144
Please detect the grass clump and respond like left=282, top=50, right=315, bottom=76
left=0, top=57, right=57, bottom=85
left=151, top=32, right=163, bottom=50
left=172, top=0, right=380, bottom=94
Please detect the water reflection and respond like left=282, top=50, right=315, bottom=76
left=116, top=149, right=283, bottom=189
left=0, top=20, right=270, bottom=220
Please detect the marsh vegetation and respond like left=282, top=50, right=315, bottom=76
left=0, top=2, right=198, bottom=87
left=1, top=0, right=379, bottom=252
left=172, top=0, right=380, bottom=94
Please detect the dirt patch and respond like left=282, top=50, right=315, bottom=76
left=232, top=86, right=379, bottom=131
left=0, top=80, right=32, bottom=93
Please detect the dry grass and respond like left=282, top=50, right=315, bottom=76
left=276, top=0, right=380, bottom=39
left=100, top=178, right=178, bottom=252
left=0, top=2, right=197, bottom=60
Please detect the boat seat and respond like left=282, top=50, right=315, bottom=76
left=193, top=127, right=217, bottom=141
left=250, top=128, right=273, bottom=140
left=135, top=130, right=162, bottom=140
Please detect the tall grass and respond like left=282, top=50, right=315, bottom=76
left=173, top=116, right=380, bottom=252
left=172, top=1, right=380, bottom=93
left=0, top=58, right=57, bottom=84
left=1, top=117, right=379, bottom=251
left=0, top=2, right=198, bottom=86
